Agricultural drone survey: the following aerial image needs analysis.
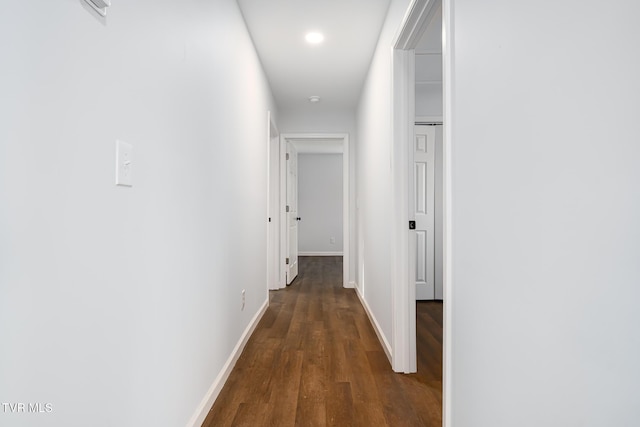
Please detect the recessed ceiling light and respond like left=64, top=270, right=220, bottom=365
left=305, top=32, right=324, bottom=44
left=308, top=96, right=321, bottom=103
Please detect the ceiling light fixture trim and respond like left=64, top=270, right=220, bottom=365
left=305, top=32, right=325, bottom=44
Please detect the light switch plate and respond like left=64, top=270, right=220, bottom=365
left=115, top=140, right=133, bottom=187
left=83, top=0, right=110, bottom=17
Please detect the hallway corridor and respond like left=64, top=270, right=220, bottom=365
left=203, top=256, right=442, bottom=426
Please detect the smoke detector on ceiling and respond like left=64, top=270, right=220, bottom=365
left=308, top=96, right=321, bottom=103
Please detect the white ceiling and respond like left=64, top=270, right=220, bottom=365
left=237, top=0, right=391, bottom=114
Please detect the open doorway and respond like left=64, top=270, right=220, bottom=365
left=391, top=0, right=444, bottom=371
left=296, top=146, right=344, bottom=258
left=406, top=1, right=445, bottom=418
left=413, top=5, right=444, bottom=393
left=279, top=134, right=350, bottom=288
left=391, top=0, right=453, bottom=422
left=391, top=2, right=451, bottom=423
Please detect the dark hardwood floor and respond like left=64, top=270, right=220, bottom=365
left=203, top=256, right=442, bottom=426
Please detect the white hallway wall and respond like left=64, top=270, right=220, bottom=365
left=355, top=0, right=413, bottom=353
left=0, top=1, right=276, bottom=426
left=297, top=154, right=344, bottom=254
left=448, top=0, right=640, bottom=425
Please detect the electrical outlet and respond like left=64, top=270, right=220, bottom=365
left=241, top=289, right=245, bottom=310
left=330, top=236, right=336, bottom=244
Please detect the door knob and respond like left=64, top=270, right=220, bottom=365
left=296, top=217, right=301, bottom=221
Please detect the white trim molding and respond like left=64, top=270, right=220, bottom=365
left=267, top=111, right=281, bottom=291
left=355, top=287, right=392, bottom=362
left=186, top=300, right=268, bottom=427
left=442, top=0, right=454, bottom=425
left=391, top=46, right=416, bottom=374
left=298, top=251, right=344, bottom=256
left=394, top=0, right=441, bottom=50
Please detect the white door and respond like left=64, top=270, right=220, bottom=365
left=286, top=142, right=299, bottom=284
left=411, top=125, right=435, bottom=300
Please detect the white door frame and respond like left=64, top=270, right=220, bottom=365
left=391, top=0, right=452, bottom=425
left=391, top=0, right=437, bottom=375
left=279, top=133, right=350, bottom=288
left=266, top=111, right=280, bottom=291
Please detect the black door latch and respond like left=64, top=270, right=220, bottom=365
left=409, top=221, right=416, bottom=230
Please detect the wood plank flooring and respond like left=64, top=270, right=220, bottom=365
left=203, top=256, right=442, bottom=427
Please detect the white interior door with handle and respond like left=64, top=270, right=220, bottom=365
left=286, top=142, right=299, bottom=284
left=411, top=125, right=435, bottom=300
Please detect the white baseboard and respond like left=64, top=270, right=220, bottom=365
left=186, top=299, right=268, bottom=427
left=298, top=251, right=344, bottom=256
left=345, top=280, right=356, bottom=289
left=354, top=286, right=392, bottom=364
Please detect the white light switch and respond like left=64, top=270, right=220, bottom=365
left=116, top=140, right=133, bottom=187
